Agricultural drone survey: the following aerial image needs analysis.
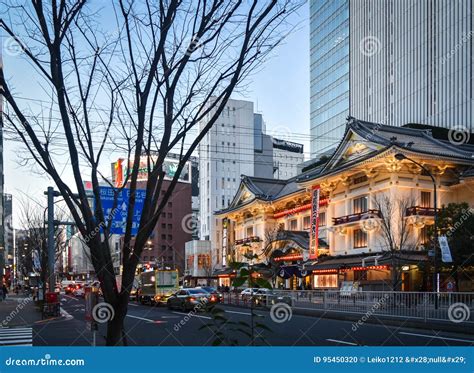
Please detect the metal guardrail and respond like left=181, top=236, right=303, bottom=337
left=221, top=291, right=474, bottom=323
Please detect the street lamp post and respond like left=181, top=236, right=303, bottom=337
left=394, top=153, right=438, bottom=293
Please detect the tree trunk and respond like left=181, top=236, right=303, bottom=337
left=106, top=299, right=128, bottom=346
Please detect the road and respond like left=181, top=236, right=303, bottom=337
left=33, top=294, right=474, bottom=346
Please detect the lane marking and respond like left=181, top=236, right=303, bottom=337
left=128, top=303, right=139, bottom=307
left=0, top=335, right=32, bottom=340
left=172, top=312, right=211, bottom=320
left=0, top=328, right=32, bottom=332
left=126, top=315, right=155, bottom=322
left=126, top=314, right=167, bottom=324
left=62, top=295, right=78, bottom=302
left=0, top=332, right=32, bottom=336
left=223, top=310, right=264, bottom=317
left=326, top=339, right=358, bottom=346
left=0, top=340, right=33, bottom=345
left=399, top=332, right=474, bottom=344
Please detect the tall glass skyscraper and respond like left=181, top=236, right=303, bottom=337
left=310, top=0, right=349, bottom=158
left=311, top=0, right=474, bottom=157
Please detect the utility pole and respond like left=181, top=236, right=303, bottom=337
left=45, top=187, right=62, bottom=292
left=46, top=187, right=55, bottom=292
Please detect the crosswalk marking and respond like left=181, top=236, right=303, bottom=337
left=0, top=327, right=33, bottom=346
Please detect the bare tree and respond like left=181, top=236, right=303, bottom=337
left=17, top=196, right=66, bottom=297
left=371, top=194, right=420, bottom=290
left=0, top=1, right=301, bottom=344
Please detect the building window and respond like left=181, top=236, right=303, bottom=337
left=303, top=216, right=311, bottom=230
left=420, top=226, right=429, bottom=245
left=246, top=226, right=253, bottom=237
left=161, top=223, right=166, bottom=229
left=167, top=235, right=172, bottom=240
left=313, top=274, right=338, bottom=288
left=353, top=196, right=368, bottom=214
left=150, top=256, right=155, bottom=261
left=167, top=202, right=172, bottom=208
left=289, top=219, right=298, bottom=230
left=167, top=224, right=172, bottom=230
left=353, top=229, right=368, bottom=248
left=161, top=234, right=166, bottom=239
left=168, top=213, right=172, bottom=218
left=143, top=256, right=148, bottom=261
left=319, top=212, right=326, bottom=227
left=420, top=191, right=431, bottom=208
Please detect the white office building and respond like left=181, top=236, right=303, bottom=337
left=198, top=98, right=303, bottom=268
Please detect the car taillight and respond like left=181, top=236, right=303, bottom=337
left=189, top=297, right=196, bottom=301
left=210, top=296, right=216, bottom=301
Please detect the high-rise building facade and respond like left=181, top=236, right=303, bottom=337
left=198, top=98, right=304, bottom=268
left=310, top=0, right=349, bottom=157
left=350, top=0, right=473, bottom=130
left=310, top=0, right=474, bottom=155
left=199, top=99, right=256, bottom=264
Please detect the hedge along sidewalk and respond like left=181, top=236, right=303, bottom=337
left=0, top=294, right=41, bottom=327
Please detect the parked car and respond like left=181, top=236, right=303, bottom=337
left=167, top=289, right=216, bottom=311
left=240, top=288, right=263, bottom=301
left=65, top=283, right=81, bottom=294
left=195, top=286, right=223, bottom=302
left=255, top=289, right=292, bottom=307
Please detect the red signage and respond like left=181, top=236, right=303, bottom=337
left=309, top=186, right=320, bottom=260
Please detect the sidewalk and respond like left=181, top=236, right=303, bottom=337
left=0, top=294, right=42, bottom=327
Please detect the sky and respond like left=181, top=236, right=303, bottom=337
left=1, top=3, right=310, bottom=227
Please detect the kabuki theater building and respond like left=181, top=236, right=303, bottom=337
left=213, top=119, right=474, bottom=292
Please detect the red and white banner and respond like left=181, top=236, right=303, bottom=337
left=309, top=186, right=320, bottom=260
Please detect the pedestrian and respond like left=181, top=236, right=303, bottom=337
left=3, top=285, right=8, bottom=300
left=1, top=284, right=7, bottom=300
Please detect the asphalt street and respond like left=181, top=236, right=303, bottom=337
left=31, top=294, right=474, bottom=347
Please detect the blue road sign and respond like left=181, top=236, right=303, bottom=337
left=99, top=186, right=146, bottom=235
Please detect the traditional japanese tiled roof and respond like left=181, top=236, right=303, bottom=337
left=303, top=251, right=429, bottom=270
left=461, top=167, right=474, bottom=178
left=214, top=175, right=302, bottom=215
left=297, top=118, right=474, bottom=183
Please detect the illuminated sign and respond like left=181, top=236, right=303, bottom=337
left=114, top=156, right=191, bottom=186
left=309, top=186, right=320, bottom=260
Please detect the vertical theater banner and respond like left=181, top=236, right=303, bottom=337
left=309, top=186, right=320, bottom=260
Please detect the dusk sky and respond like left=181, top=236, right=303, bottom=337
left=1, top=3, right=310, bottom=226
